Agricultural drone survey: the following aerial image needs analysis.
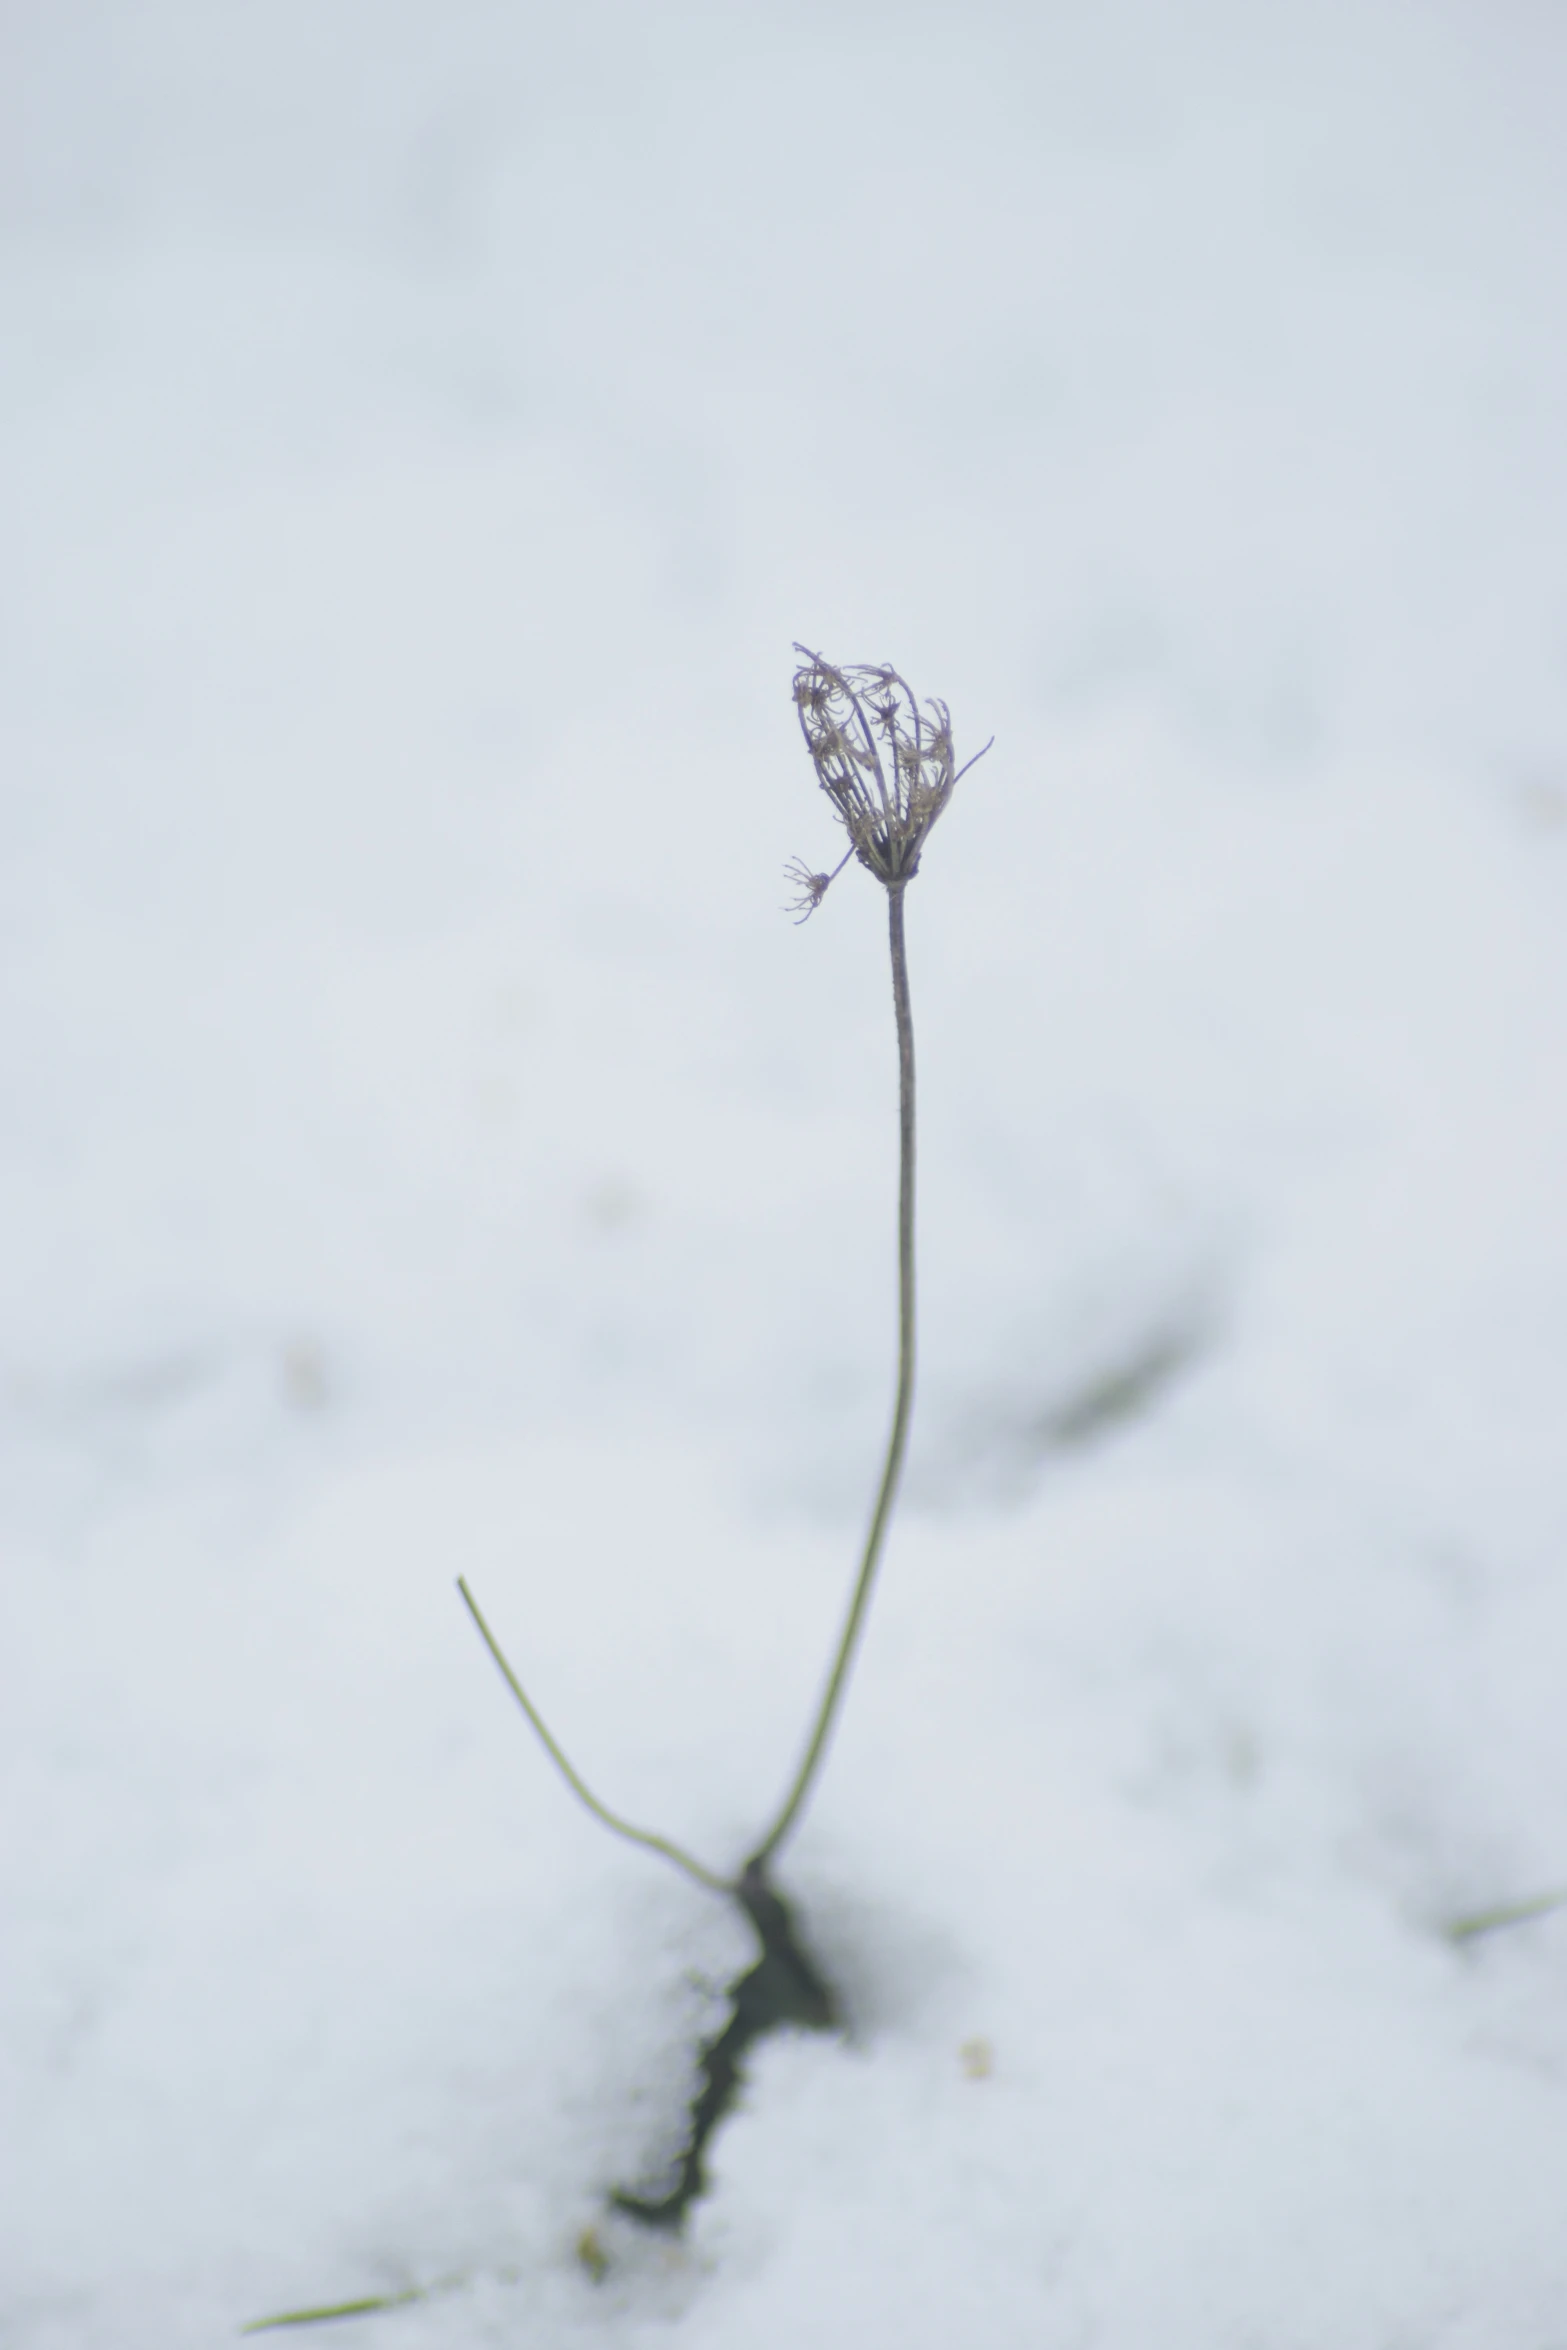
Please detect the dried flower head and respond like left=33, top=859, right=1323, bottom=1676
left=788, top=646, right=991, bottom=910
left=782, top=856, right=837, bottom=924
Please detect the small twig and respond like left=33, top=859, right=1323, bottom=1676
left=456, top=1578, right=730, bottom=1895
left=1446, top=1887, right=1567, bottom=1943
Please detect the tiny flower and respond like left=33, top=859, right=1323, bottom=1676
left=788, top=647, right=991, bottom=902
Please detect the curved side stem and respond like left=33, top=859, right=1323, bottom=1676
left=749, top=882, right=916, bottom=1871
left=456, top=1577, right=730, bottom=1895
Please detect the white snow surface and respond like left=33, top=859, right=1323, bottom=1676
left=5, top=4, right=1567, bottom=2344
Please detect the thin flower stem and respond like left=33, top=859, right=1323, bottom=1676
left=456, top=1577, right=731, bottom=1895
left=749, top=881, right=917, bottom=1872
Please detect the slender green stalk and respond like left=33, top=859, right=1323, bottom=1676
left=242, top=2265, right=488, bottom=2332
left=1447, top=1887, right=1567, bottom=1943
left=748, top=881, right=917, bottom=1872
left=456, top=1577, right=729, bottom=1894
left=242, top=2287, right=429, bottom=2332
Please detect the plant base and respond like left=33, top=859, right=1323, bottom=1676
left=610, top=1864, right=837, bottom=2232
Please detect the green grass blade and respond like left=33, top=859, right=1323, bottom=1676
left=1447, top=1887, right=1567, bottom=1943
left=241, top=2286, right=426, bottom=2331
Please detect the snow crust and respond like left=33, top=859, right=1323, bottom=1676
left=5, top=4, right=1567, bottom=2343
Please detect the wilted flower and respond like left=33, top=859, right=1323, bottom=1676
left=788, top=647, right=990, bottom=909
left=439, top=644, right=986, bottom=2258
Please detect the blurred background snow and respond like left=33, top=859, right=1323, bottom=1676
left=4, top=3, right=1567, bottom=2344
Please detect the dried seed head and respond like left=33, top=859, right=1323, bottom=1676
left=782, top=856, right=835, bottom=924
left=788, top=646, right=990, bottom=909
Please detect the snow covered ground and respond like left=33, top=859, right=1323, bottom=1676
left=5, top=3, right=1567, bottom=2342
